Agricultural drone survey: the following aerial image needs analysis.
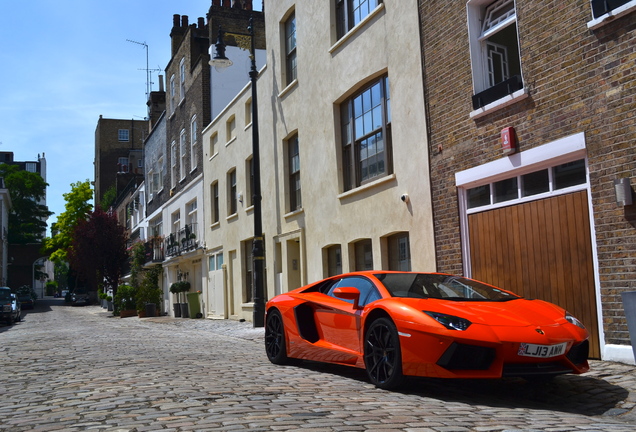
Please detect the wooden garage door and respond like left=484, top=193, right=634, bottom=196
left=468, top=191, right=600, bottom=359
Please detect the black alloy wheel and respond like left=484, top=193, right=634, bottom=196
left=265, top=309, right=291, bottom=364
left=364, top=317, right=404, bottom=390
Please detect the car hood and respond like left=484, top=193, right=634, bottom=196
left=401, top=298, right=566, bottom=327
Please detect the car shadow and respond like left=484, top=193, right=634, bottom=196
left=295, top=361, right=628, bottom=417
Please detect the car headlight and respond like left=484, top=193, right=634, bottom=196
left=424, top=311, right=472, bottom=331
left=565, top=312, right=586, bottom=329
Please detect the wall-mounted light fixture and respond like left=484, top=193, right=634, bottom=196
left=614, top=177, right=633, bottom=206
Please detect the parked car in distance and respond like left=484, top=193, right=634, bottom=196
left=1, top=287, right=22, bottom=325
left=19, top=295, right=35, bottom=310
left=71, top=289, right=91, bottom=306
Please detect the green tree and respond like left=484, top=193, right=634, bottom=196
left=0, top=163, right=53, bottom=244
left=44, top=180, right=93, bottom=265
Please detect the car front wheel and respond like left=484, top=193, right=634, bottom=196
left=265, top=309, right=292, bottom=365
left=364, top=317, right=404, bottom=390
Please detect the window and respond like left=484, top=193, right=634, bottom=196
left=341, top=75, right=391, bottom=191
left=243, top=240, right=253, bottom=303
left=179, top=129, right=187, bottom=180
left=328, top=276, right=381, bottom=307
left=170, top=75, right=176, bottom=113
left=25, top=162, right=37, bottom=173
left=179, top=57, right=186, bottom=101
left=388, top=233, right=411, bottom=271
left=468, top=0, right=523, bottom=110
left=149, top=217, right=163, bottom=238
left=211, top=181, right=219, bottom=224
left=465, top=159, right=587, bottom=210
left=118, top=157, right=129, bottom=173
left=246, top=157, right=254, bottom=207
left=190, top=115, right=198, bottom=171
left=284, top=12, right=297, bottom=85
left=591, top=0, right=633, bottom=18
left=245, top=99, right=252, bottom=126
left=210, top=132, right=218, bottom=157
left=118, top=129, right=129, bottom=142
left=156, top=156, right=164, bottom=192
left=326, top=245, right=342, bottom=277
left=336, top=0, right=382, bottom=39
left=172, top=210, right=181, bottom=234
left=171, top=141, right=177, bottom=189
left=187, top=199, right=197, bottom=226
left=354, top=239, right=373, bottom=271
left=228, top=169, right=237, bottom=215
left=227, top=116, right=236, bottom=143
left=287, top=134, right=301, bottom=211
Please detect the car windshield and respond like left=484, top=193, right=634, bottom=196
left=375, top=273, right=521, bottom=302
left=0, top=290, right=12, bottom=301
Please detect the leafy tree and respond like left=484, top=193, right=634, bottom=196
left=44, top=180, right=93, bottom=265
left=101, top=184, right=117, bottom=209
left=68, top=207, right=128, bottom=296
left=0, top=163, right=53, bottom=244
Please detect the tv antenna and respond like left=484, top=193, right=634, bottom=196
left=126, top=39, right=162, bottom=111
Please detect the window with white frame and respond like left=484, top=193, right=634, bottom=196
left=179, top=129, right=187, bottom=180
left=172, top=210, right=181, bottom=234
left=171, top=141, right=177, bottom=189
left=156, top=156, right=164, bottom=192
left=336, top=0, right=382, bottom=39
left=170, top=75, right=176, bottom=114
left=190, top=115, right=198, bottom=171
left=186, top=199, right=197, bottom=237
left=467, top=0, right=523, bottom=110
left=591, top=0, right=634, bottom=19
left=118, top=157, right=129, bottom=173
left=179, top=57, right=186, bottom=101
left=284, top=11, right=297, bottom=86
left=118, top=129, right=130, bottom=142
left=340, top=75, right=392, bottom=191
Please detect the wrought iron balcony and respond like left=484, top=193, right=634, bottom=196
left=165, top=223, right=200, bottom=258
left=145, top=236, right=165, bottom=264
left=472, top=75, right=523, bottom=110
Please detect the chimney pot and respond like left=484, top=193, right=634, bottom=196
left=182, top=15, right=189, bottom=27
left=198, top=17, right=205, bottom=29
left=173, top=14, right=180, bottom=27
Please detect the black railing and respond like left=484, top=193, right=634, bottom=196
left=165, top=223, right=199, bottom=258
left=472, top=75, right=523, bottom=110
left=591, top=0, right=631, bottom=18
left=145, top=236, right=165, bottom=263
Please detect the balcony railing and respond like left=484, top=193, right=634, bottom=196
left=165, top=223, right=200, bottom=258
left=472, top=75, right=523, bottom=110
left=145, top=236, right=165, bottom=264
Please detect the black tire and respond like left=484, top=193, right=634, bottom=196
left=364, top=317, right=404, bottom=390
left=265, top=309, right=292, bottom=365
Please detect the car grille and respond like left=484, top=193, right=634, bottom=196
left=566, top=340, right=589, bottom=366
left=437, top=342, right=496, bottom=370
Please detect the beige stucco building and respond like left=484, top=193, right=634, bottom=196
left=202, top=0, right=435, bottom=322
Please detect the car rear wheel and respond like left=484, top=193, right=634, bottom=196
left=265, top=309, right=291, bottom=365
left=364, top=317, right=404, bottom=390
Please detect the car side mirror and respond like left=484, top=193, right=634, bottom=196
left=333, top=287, right=362, bottom=309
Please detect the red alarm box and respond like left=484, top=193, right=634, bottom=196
left=501, top=127, right=517, bottom=155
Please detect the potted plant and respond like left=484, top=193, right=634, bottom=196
left=114, top=284, right=137, bottom=318
left=106, top=295, right=113, bottom=311
left=179, top=281, right=191, bottom=318
left=170, top=282, right=183, bottom=317
left=136, top=265, right=162, bottom=317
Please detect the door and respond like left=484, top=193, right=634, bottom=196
left=468, top=191, right=600, bottom=358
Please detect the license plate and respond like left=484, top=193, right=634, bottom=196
left=518, top=342, right=567, bottom=358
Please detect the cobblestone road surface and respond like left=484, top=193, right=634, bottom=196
left=1, top=298, right=636, bottom=432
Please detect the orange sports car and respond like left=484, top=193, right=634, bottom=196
left=264, top=271, right=589, bottom=389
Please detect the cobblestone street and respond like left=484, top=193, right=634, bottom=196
left=1, top=298, right=636, bottom=432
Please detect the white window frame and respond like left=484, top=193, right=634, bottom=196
left=170, top=75, right=176, bottom=114
left=179, top=129, right=187, bottom=181
left=179, top=57, right=186, bottom=102
left=587, top=0, right=636, bottom=29
left=467, top=0, right=527, bottom=119
left=118, top=129, right=130, bottom=142
left=171, top=141, right=177, bottom=189
left=190, top=115, right=198, bottom=171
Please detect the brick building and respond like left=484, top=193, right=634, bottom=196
left=419, top=0, right=636, bottom=362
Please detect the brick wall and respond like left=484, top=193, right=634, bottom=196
left=420, top=0, right=636, bottom=345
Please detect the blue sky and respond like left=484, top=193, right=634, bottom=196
left=0, top=1, right=261, bottom=235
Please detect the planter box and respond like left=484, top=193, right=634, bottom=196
left=120, top=309, right=137, bottom=318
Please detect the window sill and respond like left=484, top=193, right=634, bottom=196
left=469, top=89, right=529, bottom=120
left=337, top=174, right=396, bottom=200
left=210, top=221, right=220, bottom=230
left=244, top=122, right=252, bottom=131
left=329, top=3, right=385, bottom=54
left=278, top=79, right=298, bottom=99
left=284, top=208, right=304, bottom=220
left=226, top=137, right=237, bottom=147
left=226, top=213, right=238, bottom=223
left=587, top=0, right=636, bottom=29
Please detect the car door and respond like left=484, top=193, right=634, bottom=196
left=313, top=276, right=380, bottom=358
